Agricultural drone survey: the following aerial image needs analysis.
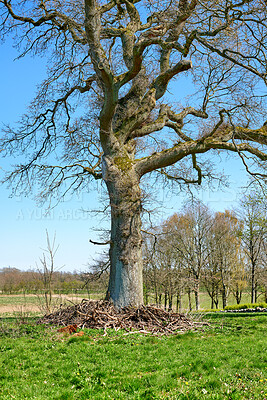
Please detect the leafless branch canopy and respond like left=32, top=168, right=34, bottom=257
left=1, top=0, right=267, bottom=200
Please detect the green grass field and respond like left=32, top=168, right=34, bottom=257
left=0, top=313, right=266, bottom=399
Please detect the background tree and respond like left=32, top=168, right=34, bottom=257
left=202, top=243, right=221, bottom=309
left=143, top=233, right=163, bottom=306
left=237, top=191, right=267, bottom=303
left=159, top=229, right=184, bottom=311
left=165, top=201, right=212, bottom=310
left=209, top=211, right=243, bottom=308
left=143, top=228, right=185, bottom=310
left=0, top=267, right=22, bottom=294
left=230, top=258, right=247, bottom=305
left=36, top=231, right=61, bottom=313
left=259, top=239, right=267, bottom=302
left=1, top=0, right=267, bottom=307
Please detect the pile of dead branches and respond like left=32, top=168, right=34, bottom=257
left=37, top=299, right=208, bottom=335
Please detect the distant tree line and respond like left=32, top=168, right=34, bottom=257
left=143, top=191, right=267, bottom=311
left=0, top=267, right=108, bottom=297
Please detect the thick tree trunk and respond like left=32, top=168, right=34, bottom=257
left=103, top=156, right=143, bottom=308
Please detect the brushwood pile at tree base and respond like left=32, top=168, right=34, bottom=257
left=37, top=299, right=208, bottom=335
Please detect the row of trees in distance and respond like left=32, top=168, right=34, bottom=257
left=143, top=191, right=267, bottom=310
left=0, top=268, right=106, bottom=297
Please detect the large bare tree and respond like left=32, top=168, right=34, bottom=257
left=1, top=0, right=267, bottom=307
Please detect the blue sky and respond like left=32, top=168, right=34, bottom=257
left=0, top=39, right=248, bottom=272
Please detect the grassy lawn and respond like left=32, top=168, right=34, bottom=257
left=0, top=313, right=266, bottom=399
